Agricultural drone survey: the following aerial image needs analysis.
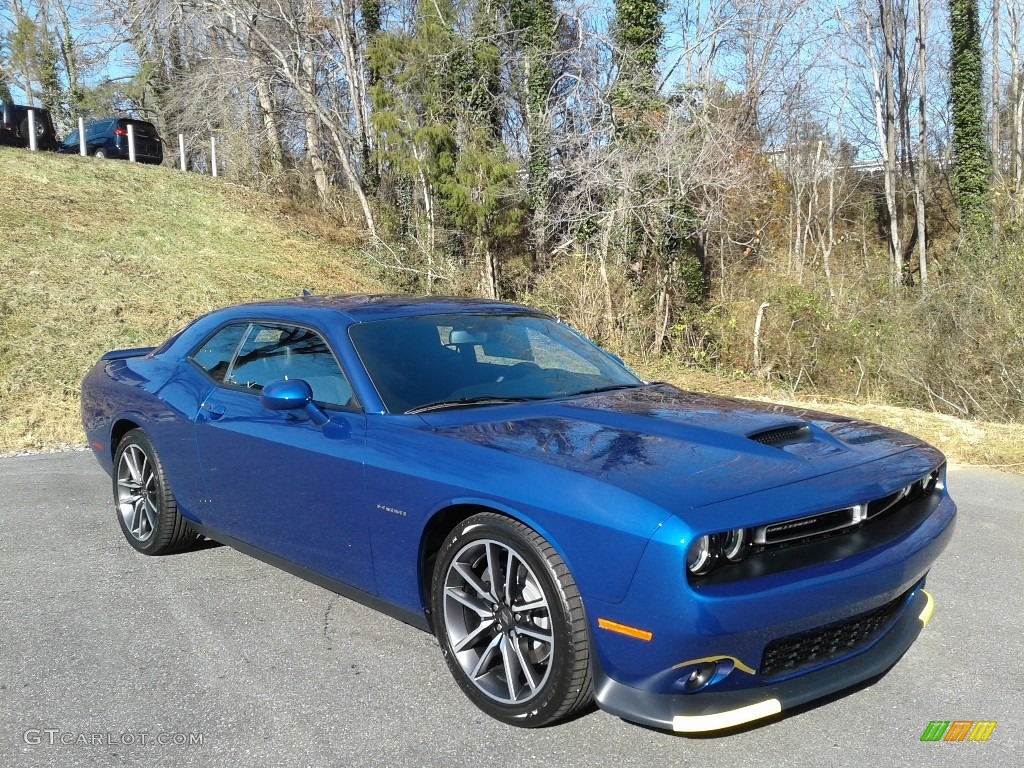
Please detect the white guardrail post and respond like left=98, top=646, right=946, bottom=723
left=78, top=117, right=86, bottom=156
left=127, top=123, right=137, bottom=162
left=179, top=134, right=186, bottom=171
left=27, top=109, right=37, bottom=151
left=210, top=135, right=218, bottom=177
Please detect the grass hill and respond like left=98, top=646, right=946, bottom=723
left=0, top=147, right=379, bottom=451
left=1, top=146, right=1019, bottom=470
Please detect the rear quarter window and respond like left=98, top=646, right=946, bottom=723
left=190, top=323, right=249, bottom=384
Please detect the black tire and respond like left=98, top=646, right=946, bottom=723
left=19, top=116, right=50, bottom=147
left=112, top=429, right=199, bottom=555
left=94, top=148, right=107, bottom=159
left=431, top=512, right=593, bottom=727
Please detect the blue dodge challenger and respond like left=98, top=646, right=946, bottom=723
left=81, top=295, right=956, bottom=732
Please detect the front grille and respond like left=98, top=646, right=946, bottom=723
left=757, top=506, right=860, bottom=545
left=760, top=585, right=916, bottom=681
left=752, top=466, right=943, bottom=553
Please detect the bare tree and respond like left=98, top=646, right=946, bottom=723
left=213, top=1, right=377, bottom=233
left=1006, top=1, right=1024, bottom=211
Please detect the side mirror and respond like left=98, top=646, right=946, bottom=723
left=261, top=378, right=330, bottom=427
left=261, top=378, right=314, bottom=410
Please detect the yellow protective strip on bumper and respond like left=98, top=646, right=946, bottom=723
left=672, top=699, right=783, bottom=733
left=918, top=589, right=934, bottom=627
left=670, top=655, right=757, bottom=676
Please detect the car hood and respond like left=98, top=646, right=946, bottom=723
left=424, top=384, right=930, bottom=511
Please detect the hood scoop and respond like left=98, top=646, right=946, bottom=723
left=748, top=424, right=811, bottom=447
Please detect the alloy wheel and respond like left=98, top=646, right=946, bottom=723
left=115, top=443, right=157, bottom=542
left=442, top=538, right=554, bottom=704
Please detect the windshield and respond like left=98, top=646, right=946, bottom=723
left=348, top=313, right=642, bottom=413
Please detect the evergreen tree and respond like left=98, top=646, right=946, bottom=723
left=369, top=0, right=520, bottom=295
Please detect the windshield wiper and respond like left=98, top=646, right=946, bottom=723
left=406, top=395, right=546, bottom=415
left=572, top=383, right=644, bottom=397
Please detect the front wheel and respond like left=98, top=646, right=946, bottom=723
left=113, top=429, right=199, bottom=555
left=431, top=513, right=593, bottom=727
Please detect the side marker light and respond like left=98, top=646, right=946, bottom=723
left=597, top=618, right=653, bottom=642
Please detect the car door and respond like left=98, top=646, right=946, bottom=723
left=85, top=120, right=110, bottom=154
left=61, top=129, right=80, bottom=153
left=192, top=320, right=373, bottom=591
left=84, top=121, right=100, bottom=152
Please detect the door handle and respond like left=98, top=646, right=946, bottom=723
left=205, top=404, right=226, bottom=421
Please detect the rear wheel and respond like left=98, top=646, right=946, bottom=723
left=431, top=513, right=593, bottom=727
left=94, top=148, right=106, bottom=159
left=113, top=429, right=199, bottom=555
left=19, top=116, right=51, bottom=147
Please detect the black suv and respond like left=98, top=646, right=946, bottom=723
left=57, top=117, right=164, bottom=164
left=0, top=102, right=58, bottom=150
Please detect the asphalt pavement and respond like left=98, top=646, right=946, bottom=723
left=0, top=451, right=1019, bottom=767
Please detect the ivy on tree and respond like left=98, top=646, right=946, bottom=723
left=948, top=0, right=992, bottom=239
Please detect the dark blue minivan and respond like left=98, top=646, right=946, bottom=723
left=58, top=118, right=163, bottom=164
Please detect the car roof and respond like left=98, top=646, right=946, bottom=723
left=83, top=117, right=155, bottom=126
left=224, top=294, right=544, bottom=323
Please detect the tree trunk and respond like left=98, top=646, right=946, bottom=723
left=820, top=140, right=838, bottom=300
left=55, top=1, right=84, bottom=116
left=299, top=52, right=331, bottom=200
left=479, top=237, right=498, bottom=300
left=872, top=1, right=905, bottom=284
left=597, top=210, right=617, bottom=339
left=331, top=4, right=373, bottom=184
left=412, top=143, right=436, bottom=284
left=1010, top=6, right=1023, bottom=204
left=916, top=0, right=929, bottom=286
left=320, top=116, right=378, bottom=238
left=251, top=58, right=284, bottom=177
left=992, top=0, right=1002, bottom=179
left=653, top=265, right=670, bottom=355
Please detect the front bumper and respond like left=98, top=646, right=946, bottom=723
left=594, top=588, right=934, bottom=732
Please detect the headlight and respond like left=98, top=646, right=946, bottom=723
left=686, top=528, right=750, bottom=577
left=686, top=535, right=714, bottom=575
left=720, top=528, right=748, bottom=562
left=922, top=466, right=943, bottom=493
